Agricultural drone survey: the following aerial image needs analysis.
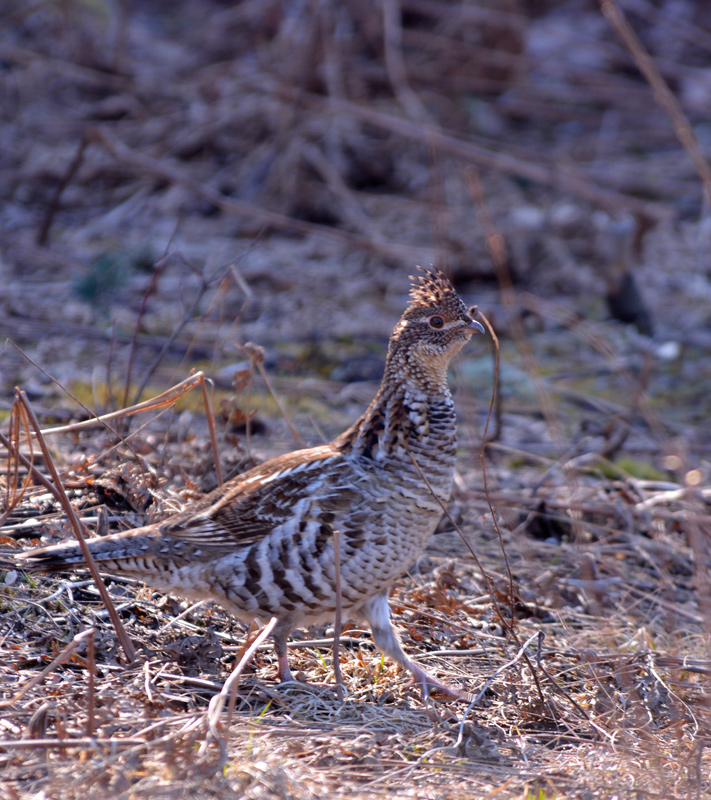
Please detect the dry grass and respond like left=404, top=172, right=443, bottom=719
left=1, top=356, right=710, bottom=799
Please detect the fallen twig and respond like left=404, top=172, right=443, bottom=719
left=0, top=628, right=96, bottom=709
left=599, top=0, right=711, bottom=212
left=13, top=389, right=137, bottom=663
left=200, top=616, right=278, bottom=766
left=289, top=87, right=673, bottom=223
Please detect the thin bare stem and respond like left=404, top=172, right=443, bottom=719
left=86, top=629, right=96, bottom=737
left=599, top=0, right=711, bottom=212
left=471, top=310, right=517, bottom=626
left=0, top=431, right=57, bottom=498
left=0, top=628, right=96, bottom=709
left=8, top=341, right=151, bottom=469
left=202, top=616, right=278, bottom=765
left=408, top=451, right=516, bottom=644
left=14, top=389, right=137, bottom=664
left=0, top=398, right=33, bottom=526
left=36, top=134, right=88, bottom=246
left=39, top=372, right=206, bottom=435
left=241, top=343, right=305, bottom=448
left=123, top=249, right=171, bottom=409
left=201, top=376, right=224, bottom=487
left=332, top=527, right=345, bottom=701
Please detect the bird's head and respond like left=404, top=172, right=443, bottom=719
left=387, top=267, right=485, bottom=390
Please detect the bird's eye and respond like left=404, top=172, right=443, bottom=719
left=429, top=315, right=444, bottom=329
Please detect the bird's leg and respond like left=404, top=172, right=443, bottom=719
left=359, top=593, right=468, bottom=702
left=272, top=623, right=295, bottom=683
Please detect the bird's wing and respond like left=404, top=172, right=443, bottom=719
left=156, top=444, right=351, bottom=548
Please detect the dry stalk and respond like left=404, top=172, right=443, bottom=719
left=36, top=134, right=88, bottom=246
left=409, top=451, right=516, bottom=649
left=7, top=340, right=164, bottom=472
left=465, top=167, right=564, bottom=445
left=468, top=309, right=517, bottom=622
left=88, top=126, right=433, bottom=266
left=200, top=376, right=224, bottom=487
left=12, top=388, right=137, bottom=663
left=0, top=398, right=33, bottom=526
left=240, top=343, right=305, bottom=447
left=332, top=527, right=344, bottom=701
left=122, top=247, right=171, bottom=409
left=27, top=369, right=223, bottom=485
left=288, top=87, right=672, bottom=223
left=0, top=736, right=147, bottom=751
left=86, top=628, right=96, bottom=738
left=382, top=0, right=431, bottom=123
left=599, top=0, right=711, bottom=212
left=35, top=377, right=172, bottom=439
left=412, top=448, right=551, bottom=718
left=0, top=431, right=56, bottom=499
left=0, top=627, right=96, bottom=709
left=200, top=616, right=278, bottom=765
left=39, top=372, right=205, bottom=436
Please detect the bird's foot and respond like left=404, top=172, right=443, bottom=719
left=276, top=654, right=296, bottom=683
left=408, top=662, right=469, bottom=702
left=275, top=659, right=321, bottom=690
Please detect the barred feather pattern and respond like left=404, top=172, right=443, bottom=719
left=18, top=267, right=485, bottom=699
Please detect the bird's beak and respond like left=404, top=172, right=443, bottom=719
left=468, top=319, right=485, bottom=335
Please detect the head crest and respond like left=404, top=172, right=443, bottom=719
left=408, top=266, right=461, bottom=313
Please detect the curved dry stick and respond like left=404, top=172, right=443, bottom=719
left=0, top=628, right=96, bottom=709
left=201, top=376, right=224, bottom=487
left=332, top=527, right=345, bottom=701
left=39, top=372, right=207, bottom=436
left=0, top=399, right=33, bottom=526
left=600, top=0, right=711, bottom=212
left=201, top=616, right=278, bottom=765
left=14, top=389, right=137, bottom=664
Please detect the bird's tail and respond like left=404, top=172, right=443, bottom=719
left=15, top=527, right=157, bottom=574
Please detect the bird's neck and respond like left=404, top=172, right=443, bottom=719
left=334, top=368, right=456, bottom=465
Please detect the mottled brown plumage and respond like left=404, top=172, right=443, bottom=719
left=18, top=267, right=485, bottom=699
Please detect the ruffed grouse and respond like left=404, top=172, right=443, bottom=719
left=18, top=267, right=485, bottom=699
